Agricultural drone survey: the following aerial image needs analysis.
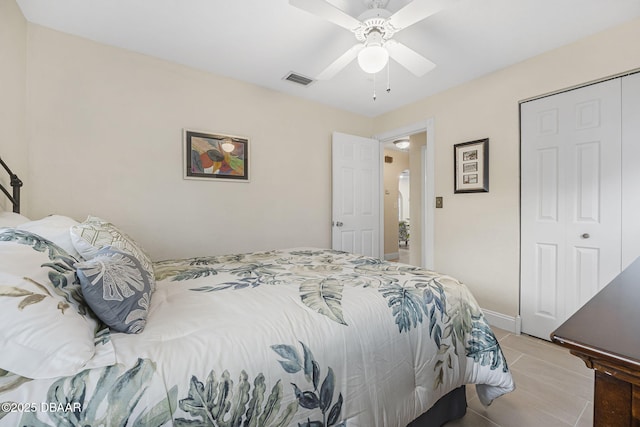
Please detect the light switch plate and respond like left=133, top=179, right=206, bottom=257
left=435, top=197, right=443, bottom=208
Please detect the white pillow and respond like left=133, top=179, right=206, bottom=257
left=17, top=215, right=82, bottom=259
left=71, top=216, right=155, bottom=291
left=0, top=228, right=115, bottom=379
left=0, top=211, right=30, bottom=227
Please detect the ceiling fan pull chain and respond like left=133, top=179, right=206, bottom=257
left=373, top=72, right=377, bottom=101
left=386, top=60, right=391, bottom=93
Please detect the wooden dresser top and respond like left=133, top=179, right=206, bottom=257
left=551, top=257, right=640, bottom=371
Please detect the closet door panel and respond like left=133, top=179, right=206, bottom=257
left=622, top=73, right=640, bottom=269
left=521, top=78, right=622, bottom=340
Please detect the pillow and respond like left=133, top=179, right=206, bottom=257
left=76, top=247, right=152, bottom=334
left=17, top=214, right=82, bottom=259
left=70, top=216, right=155, bottom=291
left=0, top=228, right=115, bottom=379
left=0, top=211, right=30, bottom=227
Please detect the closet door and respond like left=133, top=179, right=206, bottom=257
left=520, top=79, right=622, bottom=340
left=622, top=73, right=640, bottom=269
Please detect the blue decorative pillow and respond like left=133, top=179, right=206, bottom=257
left=76, top=247, right=152, bottom=334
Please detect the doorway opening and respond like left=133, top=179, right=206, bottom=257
left=382, top=143, right=411, bottom=263
left=376, top=118, right=434, bottom=269
left=398, top=170, right=410, bottom=264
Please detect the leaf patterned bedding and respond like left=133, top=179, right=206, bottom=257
left=0, top=247, right=515, bottom=426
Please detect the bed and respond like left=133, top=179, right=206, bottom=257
left=0, top=158, right=514, bottom=426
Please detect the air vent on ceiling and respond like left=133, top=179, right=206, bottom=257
left=283, top=72, right=314, bottom=86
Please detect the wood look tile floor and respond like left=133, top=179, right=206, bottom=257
left=445, top=328, right=594, bottom=427
left=396, top=248, right=410, bottom=264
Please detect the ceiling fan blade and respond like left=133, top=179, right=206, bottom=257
left=388, top=0, right=449, bottom=31
left=289, top=0, right=362, bottom=31
left=386, top=40, right=435, bottom=77
left=316, top=44, right=364, bottom=80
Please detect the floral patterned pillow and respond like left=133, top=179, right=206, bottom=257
left=76, top=247, right=152, bottom=334
left=0, top=229, right=115, bottom=379
left=70, top=216, right=155, bottom=292
left=17, top=214, right=82, bottom=259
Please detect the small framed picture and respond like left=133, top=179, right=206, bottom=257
left=454, top=138, right=488, bottom=193
left=184, top=129, right=249, bottom=182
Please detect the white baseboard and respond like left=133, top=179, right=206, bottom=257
left=384, top=252, right=399, bottom=261
left=481, top=308, right=522, bottom=334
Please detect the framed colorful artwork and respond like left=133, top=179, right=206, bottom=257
left=454, top=138, right=489, bottom=193
left=184, top=129, right=249, bottom=182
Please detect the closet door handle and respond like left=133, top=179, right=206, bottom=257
left=581, top=233, right=590, bottom=239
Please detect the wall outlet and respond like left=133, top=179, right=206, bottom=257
left=435, top=197, right=443, bottom=208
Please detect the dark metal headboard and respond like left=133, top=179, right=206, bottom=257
left=0, top=156, right=23, bottom=214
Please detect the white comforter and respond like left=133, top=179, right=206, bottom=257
left=1, top=248, right=514, bottom=426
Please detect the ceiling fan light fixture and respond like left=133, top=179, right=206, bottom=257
left=357, top=44, right=389, bottom=74
left=291, top=0, right=440, bottom=82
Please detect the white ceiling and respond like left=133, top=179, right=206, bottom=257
left=15, top=0, right=640, bottom=117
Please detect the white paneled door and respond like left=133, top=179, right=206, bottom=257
left=520, top=79, right=622, bottom=340
left=621, top=73, right=640, bottom=269
left=332, top=132, right=380, bottom=257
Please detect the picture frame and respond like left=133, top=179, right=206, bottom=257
left=184, top=129, right=249, bottom=182
left=454, top=138, right=489, bottom=193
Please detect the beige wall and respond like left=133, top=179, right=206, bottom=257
left=4, top=0, right=640, bottom=319
left=0, top=0, right=27, bottom=212
left=383, top=148, right=409, bottom=258
left=23, top=24, right=372, bottom=260
left=374, top=18, right=640, bottom=317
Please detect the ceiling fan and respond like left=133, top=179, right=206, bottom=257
left=290, top=0, right=448, bottom=80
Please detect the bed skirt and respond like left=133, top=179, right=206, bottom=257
left=408, top=386, right=467, bottom=427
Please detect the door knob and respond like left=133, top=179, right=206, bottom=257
left=336, top=221, right=344, bottom=227
left=581, top=233, right=590, bottom=239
